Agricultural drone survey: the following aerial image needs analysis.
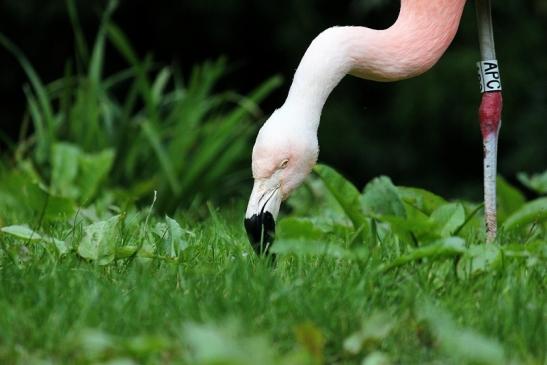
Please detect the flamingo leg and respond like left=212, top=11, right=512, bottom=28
left=476, top=0, right=502, bottom=243
left=480, top=93, right=502, bottom=242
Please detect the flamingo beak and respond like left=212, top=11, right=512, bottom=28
left=244, top=180, right=282, bottom=255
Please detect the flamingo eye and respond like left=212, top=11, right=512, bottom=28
left=279, top=159, right=289, bottom=169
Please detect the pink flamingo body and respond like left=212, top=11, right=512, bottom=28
left=244, top=0, right=501, bottom=253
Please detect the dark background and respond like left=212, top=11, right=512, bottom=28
left=1, top=0, right=545, bottom=200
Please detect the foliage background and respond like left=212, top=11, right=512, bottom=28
left=0, top=0, right=546, bottom=201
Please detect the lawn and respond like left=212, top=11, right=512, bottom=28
left=0, top=165, right=545, bottom=364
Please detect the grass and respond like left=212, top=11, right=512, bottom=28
left=0, top=215, right=544, bottom=364
left=0, top=165, right=545, bottom=364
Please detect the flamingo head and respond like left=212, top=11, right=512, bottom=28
left=244, top=107, right=319, bottom=255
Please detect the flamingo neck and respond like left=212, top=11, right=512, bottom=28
left=282, top=0, right=466, bottom=132
left=282, top=27, right=353, bottom=130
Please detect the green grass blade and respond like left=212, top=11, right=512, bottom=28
left=105, top=23, right=140, bottom=66
left=0, top=33, right=56, bottom=156
left=141, top=121, right=180, bottom=194
left=223, top=75, right=282, bottom=122
left=106, top=24, right=159, bottom=125
left=102, top=67, right=138, bottom=89
left=502, top=197, right=547, bottom=232
left=88, top=0, right=118, bottom=83
left=152, top=67, right=172, bottom=103
left=22, top=87, right=48, bottom=162
left=65, top=0, right=89, bottom=66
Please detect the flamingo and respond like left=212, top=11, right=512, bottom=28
left=244, top=0, right=503, bottom=254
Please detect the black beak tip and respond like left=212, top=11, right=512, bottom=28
left=244, top=212, right=276, bottom=256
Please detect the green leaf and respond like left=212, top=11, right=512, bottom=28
left=49, top=144, right=114, bottom=204
left=51, top=142, right=81, bottom=198
left=517, top=170, right=547, bottom=195
left=1, top=224, right=68, bottom=254
left=454, top=202, right=485, bottom=237
left=152, top=217, right=189, bottom=257
left=380, top=202, right=436, bottom=241
left=115, top=245, right=139, bottom=258
left=271, top=239, right=354, bottom=259
left=74, top=329, right=117, bottom=360
left=379, top=210, right=435, bottom=241
left=362, top=351, right=392, bottom=365
left=457, top=244, right=502, bottom=277
left=502, top=197, right=547, bottom=232
left=418, top=303, right=505, bottom=365
left=361, top=176, right=406, bottom=218
left=379, top=237, right=466, bottom=272
left=497, top=175, right=526, bottom=223
left=1, top=225, right=42, bottom=241
left=77, top=216, right=120, bottom=265
left=76, top=149, right=115, bottom=203
left=398, top=186, right=446, bottom=215
left=313, top=164, right=368, bottom=238
left=52, top=238, right=69, bottom=255
left=277, top=217, right=326, bottom=240
left=45, top=193, right=77, bottom=220
left=165, top=216, right=188, bottom=257
left=430, top=203, right=465, bottom=237
left=182, top=322, right=278, bottom=365
left=343, top=312, right=395, bottom=355
left=0, top=169, right=75, bottom=221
